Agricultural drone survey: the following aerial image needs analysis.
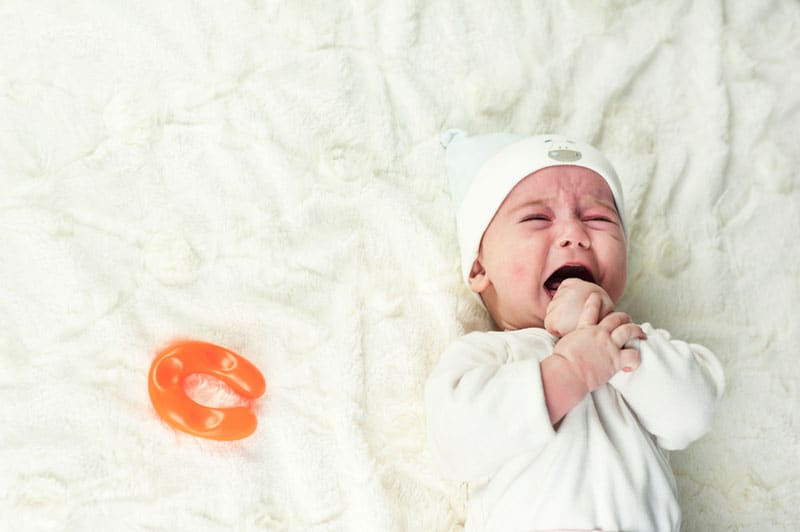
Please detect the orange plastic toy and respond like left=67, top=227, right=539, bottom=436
left=148, top=341, right=266, bottom=441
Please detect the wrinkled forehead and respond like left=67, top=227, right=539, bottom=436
left=502, top=165, right=617, bottom=210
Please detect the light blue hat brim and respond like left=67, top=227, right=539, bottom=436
left=442, top=129, right=524, bottom=210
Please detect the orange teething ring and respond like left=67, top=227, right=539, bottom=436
left=148, top=341, right=266, bottom=441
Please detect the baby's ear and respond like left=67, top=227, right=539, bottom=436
left=468, top=258, right=490, bottom=293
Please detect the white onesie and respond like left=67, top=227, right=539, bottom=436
left=425, top=324, right=725, bottom=532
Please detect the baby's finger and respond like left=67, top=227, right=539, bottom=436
left=577, top=292, right=601, bottom=327
left=543, top=311, right=561, bottom=336
left=556, top=278, right=581, bottom=290
left=619, top=348, right=641, bottom=373
left=597, top=311, right=632, bottom=332
left=610, top=323, right=647, bottom=348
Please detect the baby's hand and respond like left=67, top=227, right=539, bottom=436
left=545, top=278, right=614, bottom=337
left=552, top=293, right=645, bottom=392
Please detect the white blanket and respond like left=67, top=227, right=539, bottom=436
left=1, top=1, right=798, bottom=530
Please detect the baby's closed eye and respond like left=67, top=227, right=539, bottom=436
left=520, top=214, right=549, bottom=223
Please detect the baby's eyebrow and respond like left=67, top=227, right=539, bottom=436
left=585, top=197, right=618, bottom=211
left=509, top=195, right=616, bottom=212
left=508, top=198, right=554, bottom=214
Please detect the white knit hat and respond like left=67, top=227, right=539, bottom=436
left=442, top=129, right=626, bottom=286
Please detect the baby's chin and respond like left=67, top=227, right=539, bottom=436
left=492, top=309, right=547, bottom=331
left=482, top=292, right=548, bottom=331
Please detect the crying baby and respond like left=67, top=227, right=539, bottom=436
left=425, top=131, right=725, bottom=532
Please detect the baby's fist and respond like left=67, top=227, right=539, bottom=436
left=545, top=279, right=614, bottom=337
left=553, top=295, right=646, bottom=392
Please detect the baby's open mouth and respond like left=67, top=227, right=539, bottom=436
left=544, top=265, right=595, bottom=297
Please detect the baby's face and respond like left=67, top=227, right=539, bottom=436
left=469, top=166, right=627, bottom=330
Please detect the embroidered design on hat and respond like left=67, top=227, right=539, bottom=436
left=545, top=139, right=582, bottom=162
left=547, top=148, right=582, bottom=162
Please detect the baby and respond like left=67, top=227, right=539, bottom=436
left=425, top=131, right=725, bottom=532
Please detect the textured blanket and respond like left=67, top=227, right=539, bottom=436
left=1, top=1, right=798, bottom=530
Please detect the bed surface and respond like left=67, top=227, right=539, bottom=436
left=1, top=1, right=799, bottom=530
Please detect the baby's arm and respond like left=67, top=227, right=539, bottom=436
left=544, top=278, right=615, bottom=337
left=425, top=295, right=645, bottom=481
left=543, top=293, right=645, bottom=422
left=608, top=324, right=725, bottom=450
left=425, top=330, right=556, bottom=480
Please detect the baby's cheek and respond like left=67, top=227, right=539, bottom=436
left=511, top=262, right=531, bottom=280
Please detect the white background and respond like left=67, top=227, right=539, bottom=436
left=1, top=1, right=798, bottom=530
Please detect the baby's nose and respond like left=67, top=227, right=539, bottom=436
left=558, top=236, right=591, bottom=249
left=557, top=223, right=591, bottom=249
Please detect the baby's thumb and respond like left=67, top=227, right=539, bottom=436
left=577, top=292, right=601, bottom=328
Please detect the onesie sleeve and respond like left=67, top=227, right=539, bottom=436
left=424, top=331, right=556, bottom=481
left=608, top=323, right=725, bottom=450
